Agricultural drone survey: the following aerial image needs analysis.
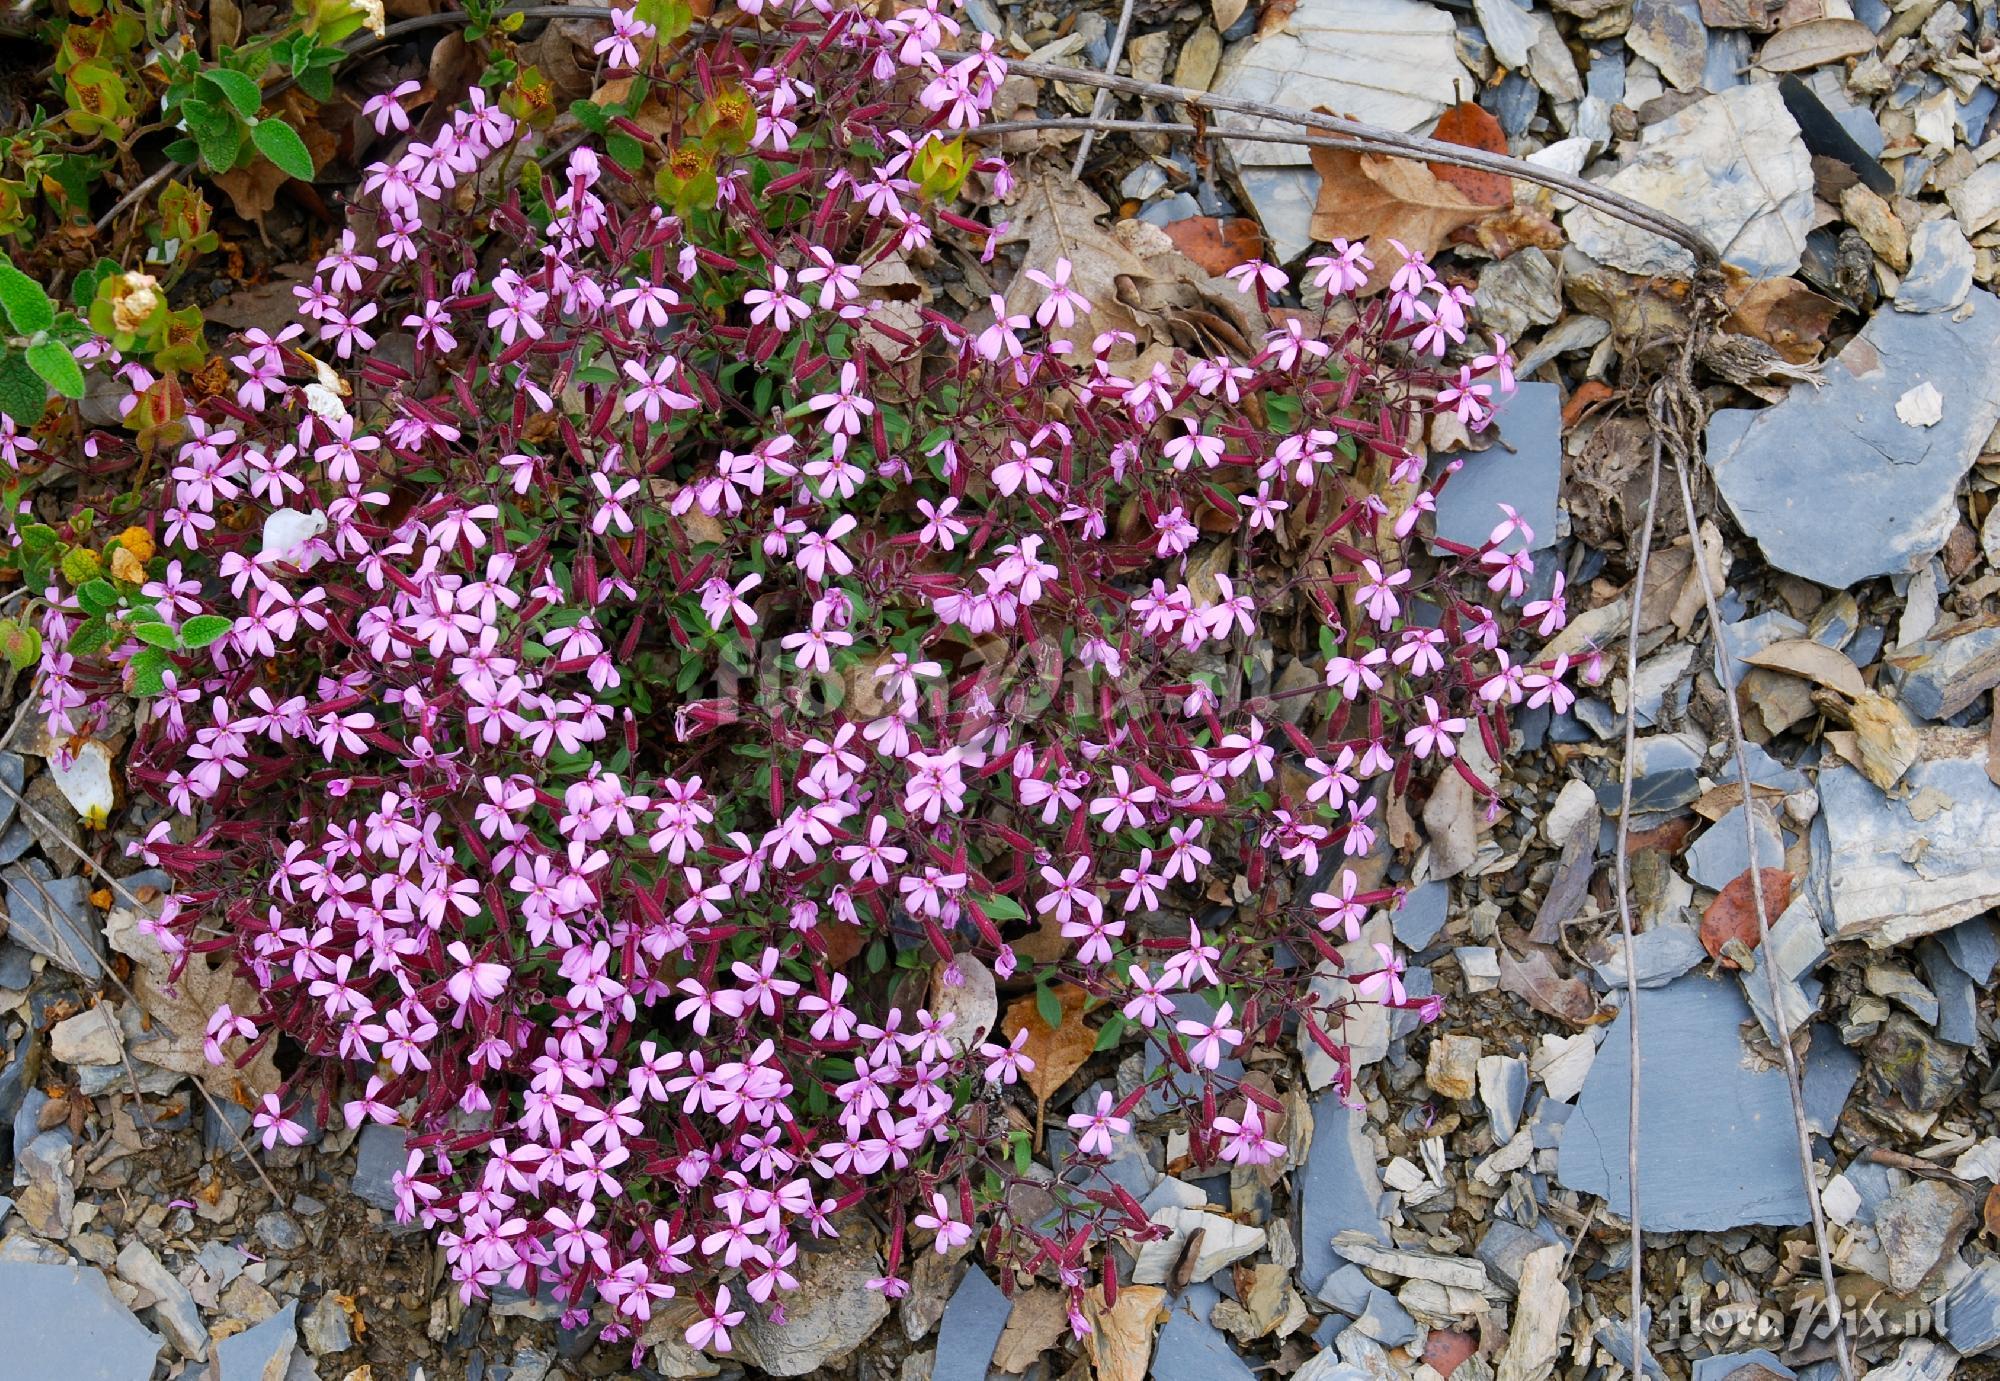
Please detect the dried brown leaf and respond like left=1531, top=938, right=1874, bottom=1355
left=1000, top=170, right=1155, bottom=353
left=1497, top=945, right=1602, bottom=1025
left=1757, top=18, right=1877, bottom=71
left=1700, top=868, right=1793, bottom=966
left=1724, top=277, right=1841, bottom=365
left=1159, top=216, right=1265, bottom=276
left=1742, top=638, right=1866, bottom=697
left=1427, top=102, right=1512, bottom=208
left=105, top=903, right=279, bottom=1103
left=1308, top=143, right=1486, bottom=294
left=1001, top=983, right=1097, bottom=1123
left=1985, top=1183, right=2000, bottom=1239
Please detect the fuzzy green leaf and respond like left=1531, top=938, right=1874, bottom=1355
left=199, top=68, right=263, bottom=119
left=178, top=614, right=234, bottom=648
left=250, top=119, right=315, bottom=181
left=24, top=341, right=83, bottom=400
left=0, top=262, right=54, bottom=335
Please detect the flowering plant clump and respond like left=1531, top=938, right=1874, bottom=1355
left=7, top=0, right=1582, bottom=1358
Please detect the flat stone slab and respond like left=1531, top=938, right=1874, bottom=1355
left=1821, top=729, right=2000, bottom=946
left=932, top=1269, right=1010, bottom=1381
left=0, top=1260, right=164, bottom=1380
left=1558, top=976, right=1842, bottom=1230
left=1705, top=292, right=2000, bottom=589
left=1433, top=382, right=1562, bottom=557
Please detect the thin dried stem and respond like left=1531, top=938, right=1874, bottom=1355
left=1610, top=429, right=1665, bottom=1372
left=1070, top=0, right=1137, bottom=179
left=1652, top=386, right=1858, bottom=1381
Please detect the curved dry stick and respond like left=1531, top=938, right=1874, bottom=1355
left=974, top=116, right=1709, bottom=262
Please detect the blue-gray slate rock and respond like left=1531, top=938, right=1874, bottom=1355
left=1297, top=1095, right=1388, bottom=1296
left=1433, top=381, right=1561, bottom=556
left=1592, top=923, right=1707, bottom=990
left=1897, top=218, right=1975, bottom=314
left=1153, top=1283, right=1254, bottom=1381
left=218, top=1301, right=298, bottom=1381
left=1683, top=805, right=1785, bottom=892
left=1392, top=880, right=1449, bottom=950
left=1558, top=976, right=1845, bottom=1230
left=1705, top=293, right=2000, bottom=589
left=1941, top=1258, right=2000, bottom=1354
left=1919, top=938, right=1981, bottom=1046
left=932, top=1269, right=1010, bottom=1381
left=1315, top=1264, right=1420, bottom=1348
left=0, top=1260, right=164, bottom=1380
left=1692, top=1351, right=1795, bottom=1381
left=353, top=1125, right=408, bottom=1212
left=3, top=860, right=101, bottom=981
left=1937, top=916, right=2000, bottom=982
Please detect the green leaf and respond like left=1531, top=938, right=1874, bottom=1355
left=250, top=119, right=316, bottom=181
left=75, top=579, right=119, bottom=615
left=178, top=614, right=233, bottom=648
left=67, top=616, right=115, bottom=657
left=181, top=97, right=244, bottom=171
left=1092, top=1012, right=1128, bottom=1053
left=130, top=621, right=180, bottom=649
left=978, top=893, right=1026, bottom=924
left=0, top=261, right=54, bottom=335
left=605, top=131, right=645, bottom=173
left=25, top=342, right=83, bottom=400
left=128, top=646, right=171, bottom=696
left=1035, top=981, right=1062, bottom=1031
left=73, top=261, right=119, bottom=312
left=0, top=352, right=44, bottom=424
left=199, top=68, right=263, bottom=119
left=0, top=619, right=39, bottom=671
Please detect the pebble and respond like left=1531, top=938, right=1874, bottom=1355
left=1425, top=1034, right=1482, bottom=1100
left=932, top=1269, right=1010, bottom=1381
left=301, top=1294, right=354, bottom=1356
left=352, top=1125, right=408, bottom=1212
left=217, top=1300, right=298, bottom=1381
left=3, top=860, right=102, bottom=981
left=1873, top=1179, right=1971, bottom=1292
left=256, top=1211, right=304, bottom=1253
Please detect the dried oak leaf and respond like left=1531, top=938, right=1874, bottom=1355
left=1000, top=170, right=1155, bottom=351
left=1308, top=137, right=1487, bottom=294
left=1497, top=945, right=1602, bottom=1025
left=1741, top=638, right=1865, bottom=697
left=1427, top=101, right=1512, bottom=208
left=1001, top=982, right=1097, bottom=1124
left=105, top=902, right=279, bottom=1104
left=1700, top=868, right=1793, bottom=966
left=994, top=1286, right=1071, bottom=1372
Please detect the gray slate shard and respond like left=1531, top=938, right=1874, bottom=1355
left=1433, top=381, right=1562, bottom=557
left=3, top=859, right=101, bottom=981
left=1559, top=976, right=1821, bottom=1230
left=932, top=1269, right=1010, bottom=1381
left=1893, top=624, right=2000, bottom=721
left=1297, top=1095, right=1388, bottom=1296
left=1940, top=1258, right=2000, bottom=1354
left=1475, top=1218, right=1564, bottom=1291
left=1937, top=916, right=2000, bottom=983
left=1153, top=1283, right=1255, bottom=1381
left=1692, top=1351, right=1796, bottom=1381
left=1392, top=880, right=1449, bottom=950
left=1705, top=293, right=2000, bottom=589
left=0, top=822, right=34, bottom=868
left=1683, top=805, right=1785, bottom=892
left=1479, top=1055, right=1528, bottom=1143
left=352, top=1125, right=408, bottom=1212
left=1593, top=923, right=1707, bottom=991
left=1140, top=991, right=1244, bottom=1118
left=1919, top=939, right=1981, bottom=1046
left=0, top=754, right=21, bottom=835
left=0, top=941, right=29, bottom=990
left=218, top=1300, right=298, bottom=1381
left=1898, top=218, right=1976, bottom=314
left=1314, top=1264, right=1420, bottom=1348
left=0, top=1260, right=164, bottom=1380
left=1802, top=1023, right=1861, bottom=1137
left=1600, top=733, right=1706, bottom=815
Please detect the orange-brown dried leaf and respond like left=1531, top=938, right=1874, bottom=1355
left=1700, top=868, right=1793, bottom=965
left=1985, top=1183, right=2000, bottom=1239
left=1001, top=982, right=1096, bottom=1117
left=1160, top=216, right=1265, bottom=276
left=1427, top=101, right=1512, bottom=207
left=1725, top=277, right=1841, bottom=365
left=1308, top=138, right=1487, bottom=294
